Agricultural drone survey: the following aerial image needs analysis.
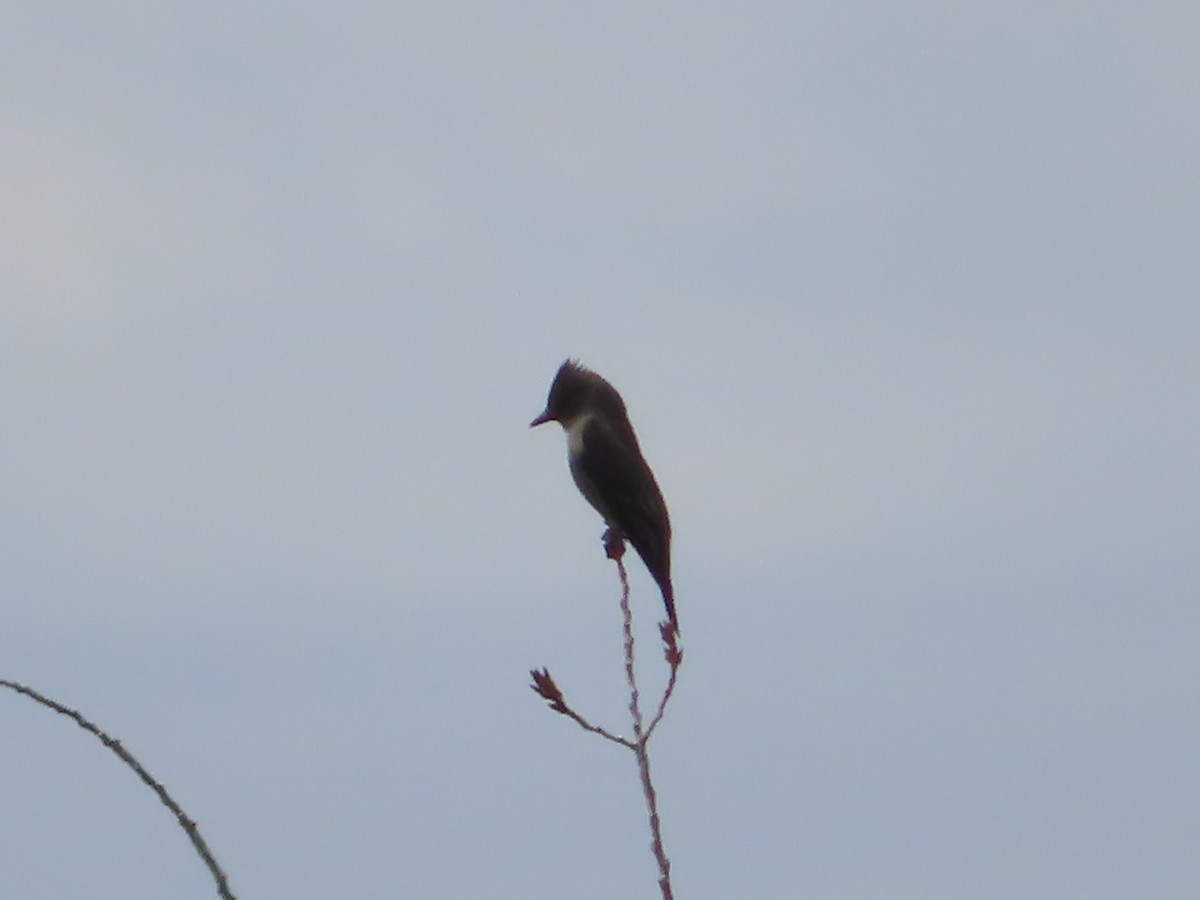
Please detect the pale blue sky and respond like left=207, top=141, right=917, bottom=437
left=2, top=3, right=1198, bottom=898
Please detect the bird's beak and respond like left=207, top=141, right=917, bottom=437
left=530, top=410, right=553, bottom=428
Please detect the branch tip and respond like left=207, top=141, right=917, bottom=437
left=529, top=667, right=568, bottom=714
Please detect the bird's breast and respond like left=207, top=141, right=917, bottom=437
left=564, top=413, right=592, bottom=458
left=563, top=414, right=609, bottom=519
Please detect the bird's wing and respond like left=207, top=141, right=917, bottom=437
left=577, top=418, right=670, bottom=560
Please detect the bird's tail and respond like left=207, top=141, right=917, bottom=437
left=628, top=531, right=678, bottom=634
left=661, top=581, right=679, bottom=634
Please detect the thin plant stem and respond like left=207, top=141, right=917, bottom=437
left=615, top=559, right=674, bottom=900
left=1, top=678, right=236, bottom=900
left=529, top=549, right=682, bottom=898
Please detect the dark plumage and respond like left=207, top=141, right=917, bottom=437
left=531, top=360, right=677, bottom=630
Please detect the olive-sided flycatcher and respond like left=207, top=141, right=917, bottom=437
left=531, top=360, right=677, bottom=631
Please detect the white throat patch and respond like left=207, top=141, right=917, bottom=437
left=564, top=413, right=592, bottom=456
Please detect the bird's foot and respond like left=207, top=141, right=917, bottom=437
left=601, top=528, right=626, bottom=561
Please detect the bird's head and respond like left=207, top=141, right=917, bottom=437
left=530, top=359, right=598, bottom=429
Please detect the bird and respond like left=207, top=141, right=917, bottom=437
left=531, top=360, right=677, bottom=631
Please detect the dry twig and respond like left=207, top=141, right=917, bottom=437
left=1, top=678, right=236, bottom=900
left=530, top=551, right=683, bottom=899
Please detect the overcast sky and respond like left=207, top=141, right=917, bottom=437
left=2, top=3, right=1198, bottom=898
